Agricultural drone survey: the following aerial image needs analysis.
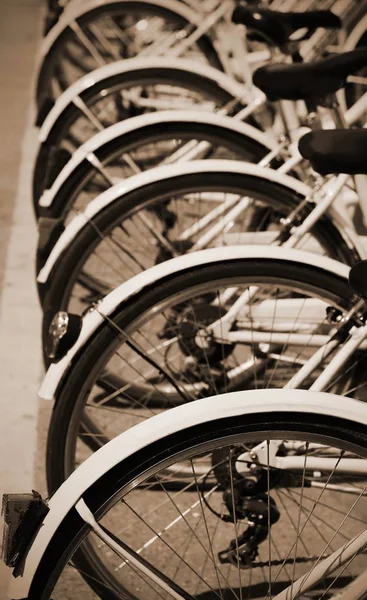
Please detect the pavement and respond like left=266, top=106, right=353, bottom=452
left=0, top=1, right=44, bottom=595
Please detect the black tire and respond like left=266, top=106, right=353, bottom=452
left=33, top=66, right=242, bottom=209
left=30, top=403, right=367, bottom=599
left=36, top=1, right=223, bottom=110
left=39, top=169, right=359, bottom=358
left=46, top=256, right=355, bottom=493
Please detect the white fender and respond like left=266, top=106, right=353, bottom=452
left=39, top=110, right=277, bottom=207
left=38, top=56, right=248, bottom=142
left=37, top=159, right=312, bottom=283
left=343, top=13, right=367, bottom=50
left=8, top=388, right=367, bottom=598
left=38, top=0, right=203, bottom=59
left=39, top=244, right=350, bottom=401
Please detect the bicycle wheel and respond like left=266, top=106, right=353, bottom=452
left=34, top=60, right=244, bottom=206
left=36, top=115, right=276, bottom=219
left=38, top=164, right=358, bottom=355
left=46, top=254, right=362, bottom=494
left=36, top=0, right=222, bottom=109
left=24, top=390, right=367, bottom=599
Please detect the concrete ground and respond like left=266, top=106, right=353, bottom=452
left=0, top=0, right=44, bottom=595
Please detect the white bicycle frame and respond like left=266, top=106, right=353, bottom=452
left=149, top=91, right=367, bottom=245
left=147, top=92, right=367, bottom=252
left=8, top=389, right=367, bottom=599
left=138, top=0, right=349, bottom=86
left=123, top=89, right=367, bottom=255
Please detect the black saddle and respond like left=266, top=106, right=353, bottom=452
left=298, top=129, right=367, bottom=176
left=253, top=49, right=367, bottom=102
left=232, top=5, right=341, bottom=48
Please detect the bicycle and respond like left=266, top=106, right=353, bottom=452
left=36, top=0, right=326, bottom=109
left=34, top=50, right=367, bottom=253
left=5, top=129, right=367, bottom=595
left=37, top=128, right=367, bottom=494
left=35, top=52, right=367, bottom=355
left=33, top=0, right=360, bottom=204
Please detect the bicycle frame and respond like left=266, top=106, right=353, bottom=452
left=207, top=259, right=367, bottom=402
left=135, top=0, right=354, bottom=133
left=115, top=90, right=367, bottom=256
left=222, top=301, right=367, bottom=389
left=172, top=171, right=361, bottom=255
left=170, top=93, right=367, bottom=279
left=236, top=439, right=367, bottom=475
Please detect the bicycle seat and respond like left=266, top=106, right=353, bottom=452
left=253, top=49, right=367, bottom=102
left=232, top=5, right=341, bottom=48
left=298, top=129, right=367, bottom=176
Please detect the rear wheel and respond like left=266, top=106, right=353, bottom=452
left=34, top=66, right=243, bottom=207
left=39, top=168, right=359, bottom=357
left=46, top=256, right=359, bottom=494
left=36, top=118, right=274, bottom=221
left=36, top=0, right=222, bottom=109
left=31, top=398, right=367, bottom=600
